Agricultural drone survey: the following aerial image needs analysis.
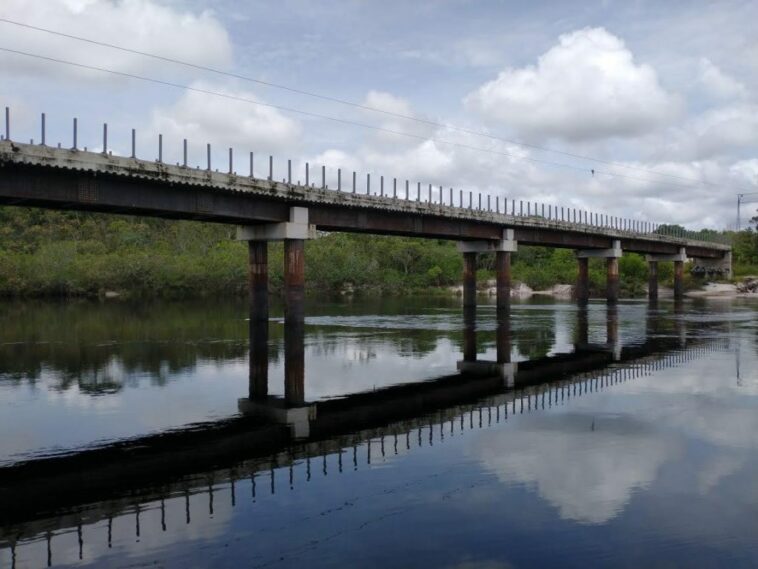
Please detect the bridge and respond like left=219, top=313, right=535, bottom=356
left=0, top=111, right=732, bottom=314
left=0, top=304, right=731, bottom=565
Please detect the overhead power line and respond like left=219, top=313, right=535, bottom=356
left=0, top=16, right=736, bottom=190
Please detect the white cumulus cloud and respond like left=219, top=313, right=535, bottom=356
left=0, top=0, right=232, bottom=80
left=464, top=27, right=679, bottom=142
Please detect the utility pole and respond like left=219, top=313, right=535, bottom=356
left=736, top=192, right=758, bottom=231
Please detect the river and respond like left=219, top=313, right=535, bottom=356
left=1, top=296, right=757, bottom=568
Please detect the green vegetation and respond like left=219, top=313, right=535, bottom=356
left=0, top=206, right=747, bottom=298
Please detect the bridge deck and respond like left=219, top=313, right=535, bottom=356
left=0, top=141, right=729, bottom=258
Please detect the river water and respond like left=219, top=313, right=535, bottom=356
left=1, top=296, right=757, bottom=568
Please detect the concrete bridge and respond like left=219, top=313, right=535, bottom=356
left=0, top=128, right=731, bottom=310
left=0, top=308, right=729, bottom=563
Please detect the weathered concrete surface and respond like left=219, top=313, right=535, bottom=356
left=0, top=141, right=730, bottom=259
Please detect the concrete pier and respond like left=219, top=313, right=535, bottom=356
left=674, top=259, right=684, bottom=300
left=576, top=258, right=590, bottom=306
left=284, top=239, right=305, bottom=406
left=248, top=241, right=269, bottom=322
left=577, top=240, right=622, bottom=305
left=248, top=318, right=268, bottom=399
left=496, top=308, right=511, bottom=364
left=646, top=247, right=687, bottom=302
left=648, top=261, right=658, bottom=301
left=463, top=252, right=477, bottom=308
left=495, top=252, right=511, bottom=309
left=463, top=305, right=477, bottom=362
left=606, top=257, right=620, bottom=304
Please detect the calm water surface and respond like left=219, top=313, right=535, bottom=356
left=1, top=296, right=757, bottom=568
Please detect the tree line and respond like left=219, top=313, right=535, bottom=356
left=0, top=207, right=749, bottom=298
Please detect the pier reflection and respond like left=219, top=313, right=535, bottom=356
left=0, top=302, right=732, bottom=567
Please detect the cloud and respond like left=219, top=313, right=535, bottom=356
left=464, top=27, right=679, bottom=142
left=146, top=82, right=301, bottom=164
left=0, top=0, right=232, bottom=81
left=473, top=413, right=675, bottom=524
left=698, top=59, right=749, bottom=100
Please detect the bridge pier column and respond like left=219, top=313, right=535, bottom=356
left=576, top=258, right=589, bottom=306
left=463, top=252, right=477, bottom=308
left=576, top=240, right=622, bottom=305
left=674, top=259, right=684, bottom=300
left=463, top=305, right=477, bottom=362
left=646, top=247, right=686, bottom=302
left=607, top=257, right=620, bottom=304
left=648, top=261, right=658, bottom=302
left=496, top=307, right=511, bottom=364
left=237, top=207, right=315, bottom=407
left=458, top=229, right=517, bottom=310
left=247, top=241, right=269, bottom=399
left=495, top=251, right=512, bottom=309
left=284, top=239, right=306, bottom=406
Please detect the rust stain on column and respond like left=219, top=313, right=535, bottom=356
left=463, top=252, right=477, bottom=308
left=648, top=260, right=658, bottom=302
left=495, top=251, right=511, bottom=310
left=284, top=239, right=305, bottom=406
left=576, top=257, right=589, bottom=306
left=673, top=260, right=684, bottom=300
left=248, top=241, right=268, bottom=322
left=606, top=257, right=619, bottom=304
left=248, top=241, right=269, bottom=400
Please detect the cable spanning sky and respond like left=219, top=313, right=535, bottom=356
left=1, top=0, right=756, bottom=228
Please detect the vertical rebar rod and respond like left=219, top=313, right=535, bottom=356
left=338, top=168, right=341, bottom=191
left=322, top=165, right=326, bottom=189
left=269, top=156, right=273, bottom=180
left=393, top=178, right=397, bottom=198
left=353, top=171, right=356, bottom=194
left=229, top=147, right=233, bottom=174
left=131, top=129, right=136, bottom=158
left=158, top=134, right=163, bottom=162
left=305, top=162, right=309, bottom=186
left=207, top=144, right=212, bottom=171
left=4, top=107, right=8, bottom=141
left=367, top=173, right=371, bottom=195
left=73, top=118, right=78, bottom=150
left=250, top=152, right=254, bottom=178
left=288, top=159, right=292, bottom=183
left=102, top=123, right=108, bottom=154
left=41, top=112, right=45, bottom=145
left=380, top=175, right=384, bottom=196
left=417, top=182, right=421, bottom=202
left=183, top=139, right=187, bottom=167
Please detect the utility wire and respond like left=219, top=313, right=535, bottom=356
left=0, top=46, right=736, bottom=192
left=0, top=16, right=737, bottom=190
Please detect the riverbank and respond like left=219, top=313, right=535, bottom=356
left=0, top=206, right=743, bottom=300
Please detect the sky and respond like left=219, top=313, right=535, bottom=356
left=1, top=0, right=757, bottom=229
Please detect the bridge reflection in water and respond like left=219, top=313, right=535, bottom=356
left=0, top=302, right=730, bottom=567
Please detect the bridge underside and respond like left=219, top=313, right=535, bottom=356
left=0, top=161, right=726, bottom=259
